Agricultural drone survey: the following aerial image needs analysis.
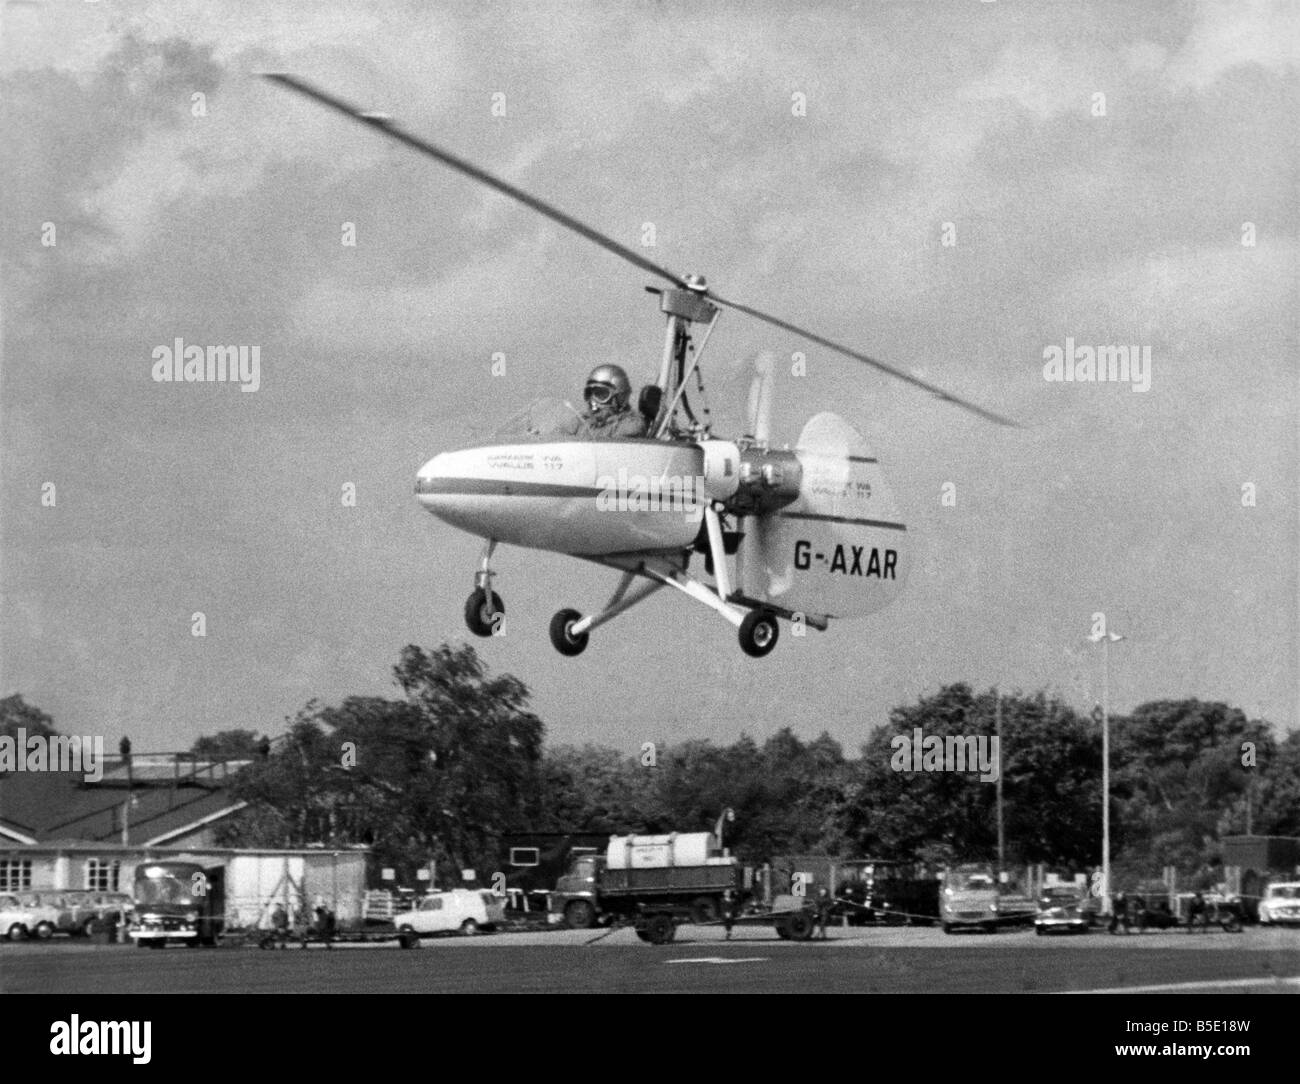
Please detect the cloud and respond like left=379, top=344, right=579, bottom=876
left=1164, top=0, right=1300, bottom=91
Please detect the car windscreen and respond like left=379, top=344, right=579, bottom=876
left=134, top=876, right=197, bottom=906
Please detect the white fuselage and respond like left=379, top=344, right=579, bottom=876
left=416, top=438, right=706, bottom=555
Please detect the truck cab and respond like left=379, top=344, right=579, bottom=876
left=552, top=854, right=604, bottom=929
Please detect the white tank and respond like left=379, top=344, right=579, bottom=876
left=606, top=832, right=718, bottom=870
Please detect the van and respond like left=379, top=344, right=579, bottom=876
left=397, top=889, right=505, bottom=938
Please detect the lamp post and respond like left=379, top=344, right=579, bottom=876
left=1088, top=629, right=1124, bottom=916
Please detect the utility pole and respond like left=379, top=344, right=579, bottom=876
left=119, top=737, right=133, bottom=847
left=995, top=689, right=1004, bottom=876
left=1090, top=628, right=1124, bottom=918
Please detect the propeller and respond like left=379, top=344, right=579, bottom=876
left=263, top=73, right=1018, bottom=428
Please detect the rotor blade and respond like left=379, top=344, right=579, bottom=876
left=709, top=292, right=1019, bottom=428
left=261, top=73, right=690, bottom=290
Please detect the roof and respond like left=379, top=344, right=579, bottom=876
left=0, top=754, right=246, bottom=846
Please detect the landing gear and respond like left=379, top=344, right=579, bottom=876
left=464, top=540, right=504, bottom=637
left=549, top=608, right=589, bottom=656
left=738, top=610, right=779, bottom=657
left=465, top=588, right=504, bottom=637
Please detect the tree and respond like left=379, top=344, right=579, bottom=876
left=1253, top=730, right=1300, bottom=836
left=191, top=729, right=263, bottom=760
left=539, top=744, right=657, bottom=833
left=1111, top=699, right=1276, bottom=870
left=224, top=644, right=545, bottom=886
left=0, top=694, right=57, bottom=740
left=839, top=685, right=1099, bottom=868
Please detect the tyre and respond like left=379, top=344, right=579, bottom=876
left=549, top=608, right=589, bottom=657
left=774, top=919, right=791, bottom=940
left=690, top=896, right=720, bottom=925
left=33, top=921, right=54, bottom=941
left=7, top=923, right=26, bottom=942
left=464, top=588, right=504, bottom=638
left=399, top=928, right=419, bottom=949
left=635, top=927, right=654, bottom=942
left=785, top=911, right=815, bottom=941
left=738, top=610, right=779, bottom=658
left=460, top=919, right=479, bottom=936
left=942, top=923, right=954, bottom=935
left=644, top=914, right=675, bottom=945
left=564, top=900, right=596, bottom=930
left=1035, top=925, right=1045, bottom=936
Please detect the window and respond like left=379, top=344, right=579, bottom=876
left=0, top=859, right=32, bottom=891
left=509, top=847, right=540, bottom=868
left=85, top=859, right=120, bottom=892
left=420, top=897, right=443, bottom=911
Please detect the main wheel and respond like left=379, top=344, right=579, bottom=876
left=564, top=900, right=596, bottom=930
left=460, top=919, right=479, bottom=936
left=942, top=923, right=954, bottom=935
left=7, top=923, right=26, bottom=942
left=690, top=896, right=720, bottom=925
left=644, top=914, right=675, bottom=945
left=738, top=610, right=779, bottom=658
left=33, top=921, right=54, bottom=940
left=785, top=911, right=815, bottom=941
left=549, top=608, right=589, bottom=656
left=464, top=589, right=504, bottom=638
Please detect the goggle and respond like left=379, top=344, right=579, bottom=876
left=584, top=382, right=616, bottom=405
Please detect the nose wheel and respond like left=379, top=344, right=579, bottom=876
left=465, top=588, right=504, bottom=637
left=549, top=608, right=589, bottom=656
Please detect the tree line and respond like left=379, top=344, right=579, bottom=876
left=4, top=646, right=1298, bottom=889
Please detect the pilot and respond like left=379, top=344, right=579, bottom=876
left=563, top=364, right=648, bottom=439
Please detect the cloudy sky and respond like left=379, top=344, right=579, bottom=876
left=1, top=0, right=1296, bottom=756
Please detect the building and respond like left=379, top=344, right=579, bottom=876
left=0, top=751, right=368, bottom=928
left=1221, top=834, right=1300, bottom=910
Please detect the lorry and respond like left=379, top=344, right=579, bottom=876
left=549, top=832, right=819, bottom=944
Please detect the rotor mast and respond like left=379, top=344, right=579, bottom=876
left=653, top=274, right=717, bottom=437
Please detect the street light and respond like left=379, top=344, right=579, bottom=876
left=1088, top=628, right=1124, bottom=917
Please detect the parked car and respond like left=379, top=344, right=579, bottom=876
left=1, top=894, right=31, bottom=941
left=1258, top=882, right=1300, bottom=927
left=941, top=865, right=1001, bottom=933
left=58, top=891, right=134, bottom=935
left=396, top=889, right=505, bottom=939
left=1034, top=887, right=1089, bottom=935
left=1, top=892, right=62, bottom=941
